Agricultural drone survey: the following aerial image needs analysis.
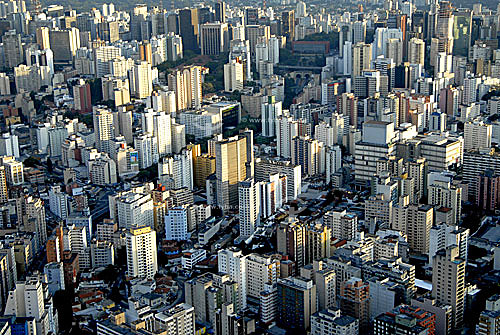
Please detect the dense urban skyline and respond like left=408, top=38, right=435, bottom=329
left=0, top=0, right=496, bottom=335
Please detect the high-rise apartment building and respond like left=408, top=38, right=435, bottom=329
left=340, top=277, right=370, bottom=332
left=238, top=179, right=260, bottom=238
left=3, top=30, right=23, bottom=68
left=126, top=226, right=158, bottom=279
left=168, top=66, right=203, bottom=110
left=93, top=107, right=115, bottom=154
left=432, top=245, right=465, bottom=331
left=464, top=120, right=492, bottom=151
left=277, top=219, right=305, bottom=270
left=130, top=61, right=153, bottom=99
left=352, top=42, right=372, bottom=78
left=224, top=59, right=244, bottom=93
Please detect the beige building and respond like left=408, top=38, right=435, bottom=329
left=352, top=42, right=372, bottom=78
left=432, top=245, right=465, bottom=331
left=391, top=202, right=433, bottom=254
left=246, top=254, right=280, bottom=299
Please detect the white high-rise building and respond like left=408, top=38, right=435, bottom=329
left=0, top=133, right=19, bottom=158
left=134, top=132, right=159, bottom=169
left=218, top=248, right=247, bottom=310
left=239, top=179, right=260, bottom=238
left=48, top=185, right=69, bottom=220
left=158, top=149, right=193, bottom=190
left=429, top=224, right=469, bottom=264
left=224, top=59, right=244, bottom=92
left=93, top=107, right=115, bottom=154
left=0, top=73, right=10, bottom=95
left=44, top=262, right=65, bottom=295
left=114, top=191, right=154, bottom=229
left=94, top=46, right=121, bottom=77
left=464, top=120, right=492, bottom=151
left=262, top=96, right=283, bottom=137
left=408, top=38, right=425, bottom=66
left=141, top=110, right=172, bottom=156
left=126, top=226, right=158, bottom=279
left=277, top=115, right=299, bottom=158
left=130, top=60, right=153, bottom=99
left=165, top=206, right=188, bottom=241
left=168, top=66, right=203, bottom=110
left=154, top=304, right=195, bottom=335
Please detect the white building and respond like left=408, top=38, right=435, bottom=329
left=158, top=149, right=193, bottom=190
left=218, top=248, right=247, bottom=310
left=165, top=206, right=189, bottom=241
left=114, top=191, right=154, bottom=229
left=239, top=179, right=260, bottom=238
left=126, top=226, right=158, bottom=279
left=224, top=59, right=244, bottom=92
left=44, top=262, right=65, bottom=295
left=262, top=96, right=282, bottom=137
left=177, top=109, right=222, bottom=140
left=134, top=132, right=159, bottom=169
left=310, top=308, right=359, bottom=335
left=48, top=185, right=69, bottom=219
left=0, top=133, right=19, bottom=158
left=464, top=120, right=492, bottom=151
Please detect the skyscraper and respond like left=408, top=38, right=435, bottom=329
left=238, top=179, right=260, bottom=238
left=432, top=245, right=465, bottom=331
left=214, top=1, right=226, bottom=23
left=224, top=59, right=244, bottom=93
left=178, top=8, right=199, bottom=51
left=93, top=107, right=115, bottom=154
left=130, top=60, right=153, bottom=99
left=168, top=65, right=203, bottom=110
left=200, top=22, right=229, bottom=55
left=340, top=277, right=370, bottom=332
left=352, top=42, right=372, bottom=78
left=2, top=30, right=23, bottom=68
left=277, top=276, right=316, bottom=331
left=215, top=135, right=248, bottom=212
left=126, top=226, right=158, bottom=279
left=281, top=10, right=295, bottom=41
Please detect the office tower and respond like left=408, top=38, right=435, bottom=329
left=97, top=21, right=119, bottom=42
left=391, top=203, right=433, bottom=254
left=215, top=135, right=248, bottom=212
left=372, top=27, right=403, bottom=59
left=36, top=27, right=50, bottom=49
left=129, top=61, right=153, bottom=99
left=408, top=38, right=425, bottom=65
left=2, top=30, right=23, bottom=68
left=277, top=219, right=305, bottom=269
left=224, top=59, right=244, bottom=93
left=245, top=25, right=270, bottom=59
left=218, top=248, right=247, bottom=310
left=386, top=38, right=403, bottom=65
left=428, top=180, right=462, bottom=225
left=245, top=8, right=259, bottom=25
left=168, top=65, right=203, bottom=110
left=340, top=277, right=370, bottom=332
left=166, top=32, right=183, bottom=61
left=200, top=22, right=229, bottom=55
left=452, top=8, right=472, bottom=58
left=215, top=1, right=226, bottom=22
left=311, top=308, right=359, bottom=335
left=354, top=121, right=396, bottom=182
left=277, top=277, right=316, bottom=331
left=435, top=1, right=454, bottom=53
left=165, top=206, right=188, bottom=241
left=464, top=120, right=492, bottom=151
left=126, top=226, right=158, bottom=279
left=281, top=10, right=295, bottom=41
left=238, top=179, right=260, bottom=238
left=432, top=245, right=465, bottom=330
left=352, top=42, right=372, bottom=78
left=178, top=8, right=199, bottom=51
left=306, top=223, right=331, bottom=264
left=354, top=70, right=381, bottom=98
left=352, top=20, right=367, bottom=44
left=49, top=28, right=80, bottom=62
left=261, top=96, right=282, bottom=137
left=73, top=79, right=92, bottom=114
left=292, top=136, right=322, bottom=177
left=93, top=107, right=115, bottom=154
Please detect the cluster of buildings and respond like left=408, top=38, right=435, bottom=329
left=0, top=0, right=496, bottom=334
